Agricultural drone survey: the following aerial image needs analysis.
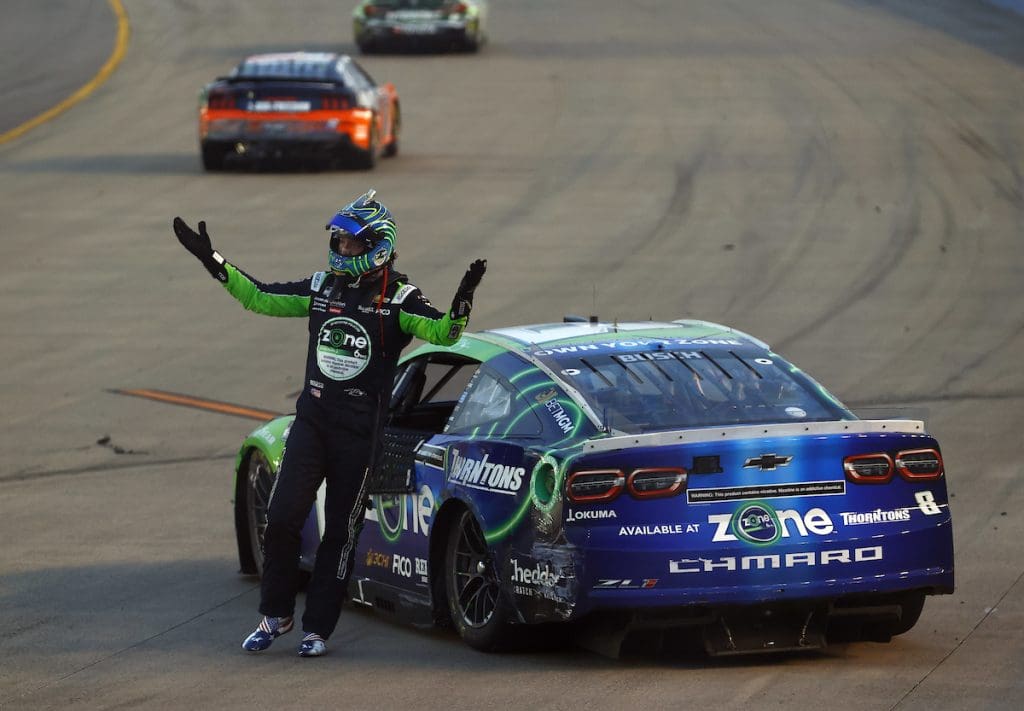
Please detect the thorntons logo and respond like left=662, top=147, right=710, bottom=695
left=448, top=449, right=525, bottom=494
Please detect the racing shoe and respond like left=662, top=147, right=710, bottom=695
left=297, top=633, right=328, bottom=657
left=241, top=616, right=294, bottom=652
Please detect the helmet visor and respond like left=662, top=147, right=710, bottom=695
left=330, top=228, right=372, bottom=255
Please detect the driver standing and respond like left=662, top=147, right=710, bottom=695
left=171, top=190, right=486, bottom=657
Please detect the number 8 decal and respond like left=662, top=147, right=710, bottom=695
left=915, top=490, right=941, bottom=516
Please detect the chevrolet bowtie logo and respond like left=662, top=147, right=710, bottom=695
left=743, top=454, right=793, bottom=471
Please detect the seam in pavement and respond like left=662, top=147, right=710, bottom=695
left=891, top=566, right=1024, bottom=709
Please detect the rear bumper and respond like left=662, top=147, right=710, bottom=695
left=551, top=517, right=955, bottom=620
left=201, top=135, right=357, bottom=162
left=357, top=22, right=475, bottom=47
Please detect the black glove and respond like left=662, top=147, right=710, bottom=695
left=172, top=216, right=227, bottom=282
left=450, top=259, right=487, bottom=319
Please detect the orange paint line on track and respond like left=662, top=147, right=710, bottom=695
left=114, top=388, right=282, bottom=422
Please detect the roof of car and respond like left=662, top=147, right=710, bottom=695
left=476, top=319, right=771, bottom=351
left=407, top=320, right=773, bottom=364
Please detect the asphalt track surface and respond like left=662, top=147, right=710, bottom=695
left=1, top=1, right=1023, bottom=708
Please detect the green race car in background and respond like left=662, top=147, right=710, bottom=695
left=352, top=0, right=488, bottom=53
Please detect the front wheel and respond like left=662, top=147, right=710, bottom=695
left=444, top=509, right=515, bottom=651
left=244, top=450, right=276, bottom=576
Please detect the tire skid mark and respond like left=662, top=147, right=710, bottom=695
left=0, top=453, right=235, bottom=485
left=775, top=129, right=922, bottom=352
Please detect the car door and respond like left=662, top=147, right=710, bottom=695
left=352, top=353, right=482, bottom=608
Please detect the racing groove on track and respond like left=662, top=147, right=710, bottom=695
left=1, top=0, right=1023, bottom=708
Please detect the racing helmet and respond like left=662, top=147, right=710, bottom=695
left=325, top=189, right=397, bottom=278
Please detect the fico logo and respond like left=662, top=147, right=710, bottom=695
left=709, top=503, right=835, bottom=544
left=392, top=554, right=413, bottom=578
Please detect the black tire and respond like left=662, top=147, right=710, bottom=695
left=828, top=593, right=926, bottom=643
left=868, top=592, right=926, bottom=639
left=462, top=31, right=480, bottom=53
left=352, top=121, right=378, bottom=170
left=383, top=105, right=400, bottom=158
left=244, top=449, right=276, bottom=576
left=444, top=509, right=516, bottom=651
left=201, top=143, right=226, bottom=171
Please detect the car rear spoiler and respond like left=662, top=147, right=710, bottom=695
left=582, top=419, right=927, bottom=453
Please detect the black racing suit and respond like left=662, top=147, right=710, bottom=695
left=222, top=261, right=466, bottom=638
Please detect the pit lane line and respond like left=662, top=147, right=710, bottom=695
left=0, top=0, right=129, bottom=145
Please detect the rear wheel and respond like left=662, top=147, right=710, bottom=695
left=383, top=105, right=400, bottom=158
left=352, top=121, right=378, bottom=170
left=200, top=143, right=227, bottom=171
left=866, top=592, right=926, bottom=639
left=445, top=509, right=515, bottom=651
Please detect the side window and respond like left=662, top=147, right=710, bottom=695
left=446, top=369, right=544, bottom=438
left=389, top=355, right=480, bottom=433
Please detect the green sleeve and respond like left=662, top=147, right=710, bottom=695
left=222, top=263, right=311, bottom=317
left=399, top=310, right=468, bottom=346
left=397, top=283, right=468, bottom=345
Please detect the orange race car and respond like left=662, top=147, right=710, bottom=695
left=198, top=52, right=399, bottom=171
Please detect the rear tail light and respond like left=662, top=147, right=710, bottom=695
left=206, top=90, right=234, bottom=110
left=896, top=448, right=944, bottom=480
left=442, top=2, right=468, bottom=15
left=844, top=453, right=894, bottom=484
left=321, top=96, right=350, bottom=110
left=627, top=468, right=687, bottom=499
left=845, top=448, right=945, bottom=484
left=567, top=470, right=624, bottom=503
left=364, top=5, right=387, bottom=17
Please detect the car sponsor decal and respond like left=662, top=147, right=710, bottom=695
left=840, top=508, right=912, bottom=525
left=566, top=508, right=616, bottom=523
left=510, top=559, right=563, bottom=598
left=364, top=549, right=390, bottom=569
left=687, top=480, right=845, bottom=504
left=416, top=442, right=446, bottom=470
left=618, top=523, right=700, bottom=536
left=447, top=447, right=525, bottom=495
left=315, top=317, right=371, bottom=380
left=534, top=388, right=574, bottom=434
left=669, top=546, right=883, bottom=574
left=709, top=502, right=835, bottom=544
left=368, top=485, right=434, bottom=543
left=246, top=99, right=312, bottom=112
left=531, top=337, right=745, bottom=356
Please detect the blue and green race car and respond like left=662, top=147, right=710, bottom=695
left=232, top=319, right=954, bottom=655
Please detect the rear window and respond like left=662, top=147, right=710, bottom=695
left=368, top=1, right=449, bottom=8
left=543, top=347, right=852, bottom=434
left=232, top=55, right=338, bottom=81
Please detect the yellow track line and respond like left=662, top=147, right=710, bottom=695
left=115, top=388, right=283, bottom=422
left=0, top=0, right=130, bottom=145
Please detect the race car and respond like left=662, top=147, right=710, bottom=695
left=232, top=319, right=954, bottom=656
left=197, top=52, right=399, bottom=171
left=352, top=0, right=488, bottom=53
